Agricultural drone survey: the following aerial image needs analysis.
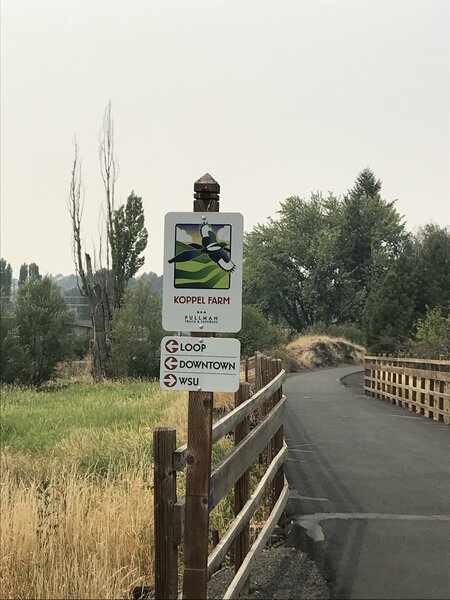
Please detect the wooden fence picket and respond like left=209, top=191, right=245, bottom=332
left=364, top=355, right=450, bottom=425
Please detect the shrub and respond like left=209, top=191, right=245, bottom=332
left=236, top=305, right=288, bottom=357
left=408, top=307, right=450, bottom=359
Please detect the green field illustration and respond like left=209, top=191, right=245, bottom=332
left=169, top=223, right=233, bottom=289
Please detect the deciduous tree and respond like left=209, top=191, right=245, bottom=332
left=110, top=191, right=148, bottom=309
left=68, top=103, right=148, bottom=379
left=413, top=224, right=450, bottom=316
left=236, top=305, right=287, bottom=356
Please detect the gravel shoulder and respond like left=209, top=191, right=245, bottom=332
left=207, top=545, right=330, bottom=599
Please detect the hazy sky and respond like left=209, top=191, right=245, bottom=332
left=1, top=0, right=449, bottom=278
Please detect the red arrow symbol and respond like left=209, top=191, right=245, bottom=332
left=164, top=356, right=178, bottom=370
left=165, top=339, right=179, bottom=353
left=163, top=373, right=177, bottom=388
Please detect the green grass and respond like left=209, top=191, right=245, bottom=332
left=0, top=381, right=188, bottom=478
left=0, top=378, right=238, bottom=598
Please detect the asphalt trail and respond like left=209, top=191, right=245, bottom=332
left=283, top=366, right=450, bottom=600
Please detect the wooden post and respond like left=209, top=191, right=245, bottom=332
left=154, top=427, right=178, bottom=600
left=273, top=359, right=284, bottom=503
left=182, top=174, right=220, bottom=600
left=234, top=382, right=250, bottom=595
left=262, top=356, right=273, bottom=467
left=255, top=352, right=263, bottom=394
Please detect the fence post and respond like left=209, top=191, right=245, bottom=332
left=262, top=355, right=274, bottom=466
left=154, top=427, right=178, bottom=600
left=255, top=352, right=263, bottom=393
left=234, top=381, right=251, bottom=594
left=272, top=359, right=284, bottom=504
left=182, top=174, right=220, bottom=600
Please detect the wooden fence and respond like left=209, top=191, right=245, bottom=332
left=364, top=355, right=450, bottom=425
left=152, top=352, right=288, bottom=600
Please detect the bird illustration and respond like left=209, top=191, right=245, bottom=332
left=169, top=222, right=236, bottom=272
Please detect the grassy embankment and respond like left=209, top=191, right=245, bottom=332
left=0, top=335, right=364, bottom=599
left=282, top=334, right=365, bottom=370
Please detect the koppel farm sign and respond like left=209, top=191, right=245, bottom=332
left=160, top=336, right=241, bottom=392
left=162, top=212, right=244, bottom=333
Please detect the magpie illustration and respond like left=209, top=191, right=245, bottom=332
left=169, top=222, right=236, bottom=272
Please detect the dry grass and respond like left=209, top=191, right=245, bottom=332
left=0, top=379, right=240, bottom=600
left=1, top=336, right=365, bottom=599
left=284, top=334, right=365, bottom=371
left=214, top=392, right=236, bottom=412
left=0, top=382, right=189, bottom=600
left=1, top=460, right=154, bottom=599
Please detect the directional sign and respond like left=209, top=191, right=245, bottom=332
left=160, top=336, right=241, bottom=392
left=163, top=373, right=177, bottom=388
left=164, top=356, right=178, bottom=370
left=165, top=339, right=179, bottom=353
left=162, top=212, right=244, bottom=333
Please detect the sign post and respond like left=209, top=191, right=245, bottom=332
left=183, top=174, right=220, bottom=600
left=160, top=173, right=243, bottom=599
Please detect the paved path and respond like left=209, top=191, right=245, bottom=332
left=283, top=366, right=450, bottom=600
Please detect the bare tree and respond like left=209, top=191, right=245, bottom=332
left=99, top=101, right=118, bottom=273
left=68, top=103, right=148, bottom=378
left=68, top=140, right=111, bottom=379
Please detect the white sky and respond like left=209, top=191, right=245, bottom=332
left=1, top=0, right=449, bottom=278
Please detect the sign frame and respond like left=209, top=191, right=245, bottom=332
left=159, top=335, right=241, bottom=392
left=162, top=212, right=243, bottom=333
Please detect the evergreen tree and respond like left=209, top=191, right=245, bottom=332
left=349, top=167, right=382, bottom=198
left=14, top=276, right=73, bottom=384
left=335, top=169, right=406, bottom=323
left=0, top=317, right=31, bottom=383
left=363, top=250, right=418, bottom=353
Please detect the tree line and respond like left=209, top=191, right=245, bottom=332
left=1, top=103, right=158, bottom=385
left=1, top=106, right=449, bottom=386
left=243, top=168, right=450, bottom=356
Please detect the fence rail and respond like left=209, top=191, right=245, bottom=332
left=364, top=355, right=450, bottom=424
left=152, top=352, right=287, bottom=600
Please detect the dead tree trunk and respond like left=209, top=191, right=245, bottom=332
left=68, top=142, right=112, bottom=380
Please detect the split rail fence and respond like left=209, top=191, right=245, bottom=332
left=152, top=352, right=288, bottom=600
left=364, top=355, right=450, bottom=424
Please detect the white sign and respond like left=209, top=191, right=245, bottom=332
left=159, top=336, right=241, bottom=392
left=162, top=212, right=243, bottom=333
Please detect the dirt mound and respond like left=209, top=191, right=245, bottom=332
left=284, top=335, right=365, bottom=371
